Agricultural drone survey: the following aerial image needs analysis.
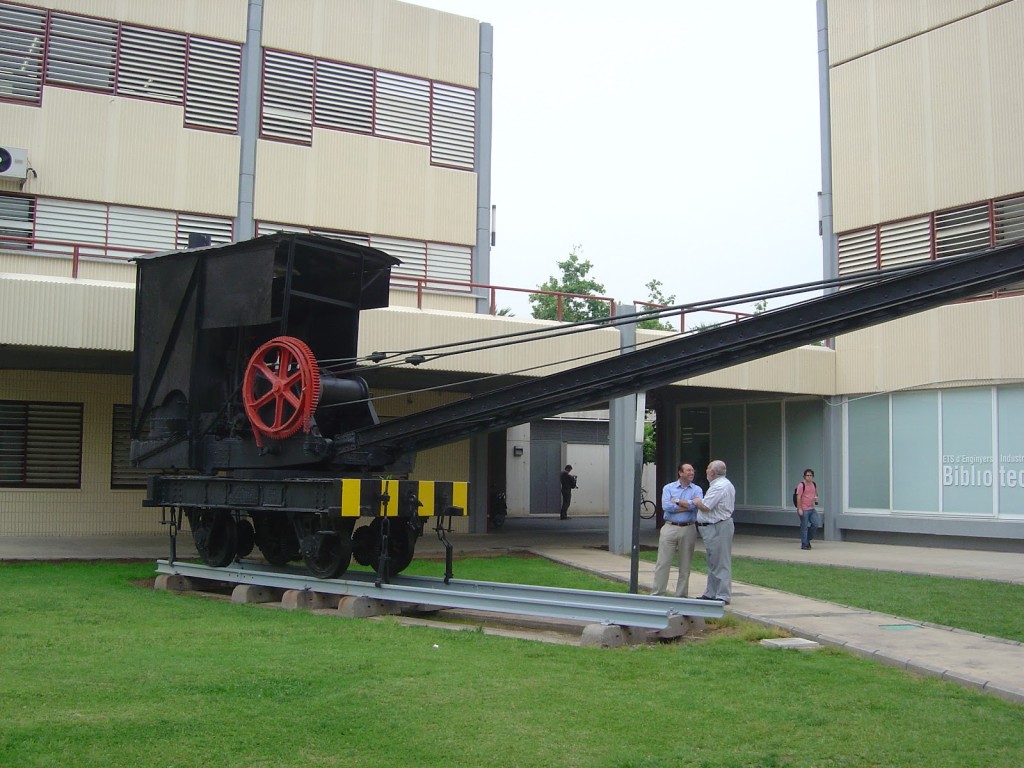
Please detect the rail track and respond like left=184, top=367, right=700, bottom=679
left=155, top=559, right=724, bottom=633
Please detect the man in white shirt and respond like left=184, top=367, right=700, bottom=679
left=692, top=459, right=736, bottom=604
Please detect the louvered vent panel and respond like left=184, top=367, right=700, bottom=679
left=935, top=203, right=990, bottom=258
left=995, top=195, right=1024, bottom=245
left=375, top=71, right=430, bottom=143
left=34, top=198, right=107, bottom=255
left=118, top=25, right=185, bottom=102
left=837, top=228, right=877, bottom=275
left=430, top=83, right=475, bottom=169
left=261, top=50, right=313, bottom=143
left=257, top=221, right=309, bottom=236
left=185, top=36, right=241, bottom=131
left=315, top=60, right=373, bottom=133
left=25, top=402, right=82, bottom=487
left=373, top=235, right=426, bottom=278
left=427, top=242, right=471, bottom=286
left=107, top=206, right=176, bottom=255
left=879, top=216, right=930, bottom=269
left=110, top=404, right=149, bottom=488
left=46, top=13, right=117, bottom=91
left=310, top=228, right=370, bottom=247
left=176, top=214, right=233, bottom=248
left=0, top=1, right=46, bottom=103
left=0, top=193, right=33, bottom=249
left=0, top=401, right=83, bottom=488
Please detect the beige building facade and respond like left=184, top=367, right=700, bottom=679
left=1, top=0, right=1022, bottom=550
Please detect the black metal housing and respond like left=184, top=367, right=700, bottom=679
left=130, top=233, right=399, bottom=473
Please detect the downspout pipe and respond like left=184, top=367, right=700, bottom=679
left=235, top=0, right=264, bottom=240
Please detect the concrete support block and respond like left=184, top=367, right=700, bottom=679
left=231, top=584, right=281, bottom=604
left=281, top=589, right=337, bottom=610
left=154, top=574, right=193, bottom=592
left=580, top=623, right=625, bottom=647
left=654, top=615, right=706, bottom=640
left=337, top=595, right=402, bottom=618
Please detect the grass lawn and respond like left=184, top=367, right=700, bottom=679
left=1, top=558, right=1022, bottom=768
left=638, top=550, right=1024, bottom=643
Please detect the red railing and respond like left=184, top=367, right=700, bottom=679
left=390, top=274, right=617, bottom=321
left=632, top=300, right=752, bottom=332
left=0, top=234, right=149, bottom=278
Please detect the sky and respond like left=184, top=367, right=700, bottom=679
left=419, top=0, right=825, bottom=317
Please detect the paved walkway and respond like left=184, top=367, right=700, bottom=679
left=3, top=522, right=1022, bottom=704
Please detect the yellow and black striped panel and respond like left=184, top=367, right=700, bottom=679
left=340, top=478, right=468, bottom=517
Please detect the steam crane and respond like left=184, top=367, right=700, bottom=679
left=132, top=233, right=1024, bottom=580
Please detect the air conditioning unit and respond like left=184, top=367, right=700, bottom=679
left=0, top=146, right=29, bottom=179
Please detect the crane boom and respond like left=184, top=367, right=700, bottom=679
left=336, top=242, right=1024, bottom=465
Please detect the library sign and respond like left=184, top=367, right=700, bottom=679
left=942, top=454, right=1024, bottom=487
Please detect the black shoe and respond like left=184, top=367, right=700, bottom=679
left=801, top=544, right=811, bottom=550
left=696, top=594, right=728, bottom=605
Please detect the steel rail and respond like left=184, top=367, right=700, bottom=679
left=156, top=559, right=724, bottom=628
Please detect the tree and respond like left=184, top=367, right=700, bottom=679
left=643, top=417, right=657, bottom=464
left=529, top=246, right=611, bottom=322
left=637, top=279, right=677, bottom=331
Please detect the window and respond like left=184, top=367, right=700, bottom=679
left=994, top=194, right=1024, bottom=245
left=374, top=71, right=430, bottom=144
left=117, top=24, right=185, bottom=102
left=1, top=5, right=240, bottom=133
left=261, top=49, right=313, bottom=143
left=29, top=195, right=232, bottom=257
left=836, top=228, right=877, bottom=276
left=261, top=49, right=477, bottom=170
left=314, top=59, right=373, bottom=133
left=0, top=192, right=33, bottom=248
left=935, top=203, right=991, bottom=259
left=878, top=216, right=930, bottom=269
left=0, top=1, right=46, bottom=104
left=110, top=404, right=148, bottom=489
left=431, top=82, right=476, bottom=170
left=0, top=400, right=83, bottom=488
left=176, top=213, right=233, bottom=249
left=185, top=36, right=242, bottom=132
left=45, top=12, right=117, bottom=92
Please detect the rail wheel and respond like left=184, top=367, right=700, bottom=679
left=188, top=508, right=237, bottom=568
left=252, top=511, right=300, bottom=566
left=301, top=519, right=355, bottom=579
left=351, top=518, right=417, bottom=579
left=236, top=518, right=256, bottom=559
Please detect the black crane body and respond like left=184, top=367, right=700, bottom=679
left=131, top=233, right=1024, bottom=579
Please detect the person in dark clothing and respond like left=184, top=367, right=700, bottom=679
left=559, top=465, right=577, bottom=519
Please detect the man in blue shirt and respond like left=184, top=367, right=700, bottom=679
left=651, top=463, right=703, bottom=597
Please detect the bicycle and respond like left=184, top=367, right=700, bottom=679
left=639, top=488, right=657, bottom=519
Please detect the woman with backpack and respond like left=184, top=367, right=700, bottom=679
left=795, top=469, right=819, bottom=550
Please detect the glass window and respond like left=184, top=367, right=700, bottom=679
left=847, top=396, right=890, bottom=509
left=785, top=399, right=823, bottom=505
left=997, top=386, right=1024, bottom=517
left=941, top=388, right=994, bottom=515
left=892, top=391, right=939, bottom=512
left=710, top=404, right=744, bottom=500
left=745, top=402, right=781, bottom=506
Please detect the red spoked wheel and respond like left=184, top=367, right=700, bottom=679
left=242, top=336, right=321, bottom=446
